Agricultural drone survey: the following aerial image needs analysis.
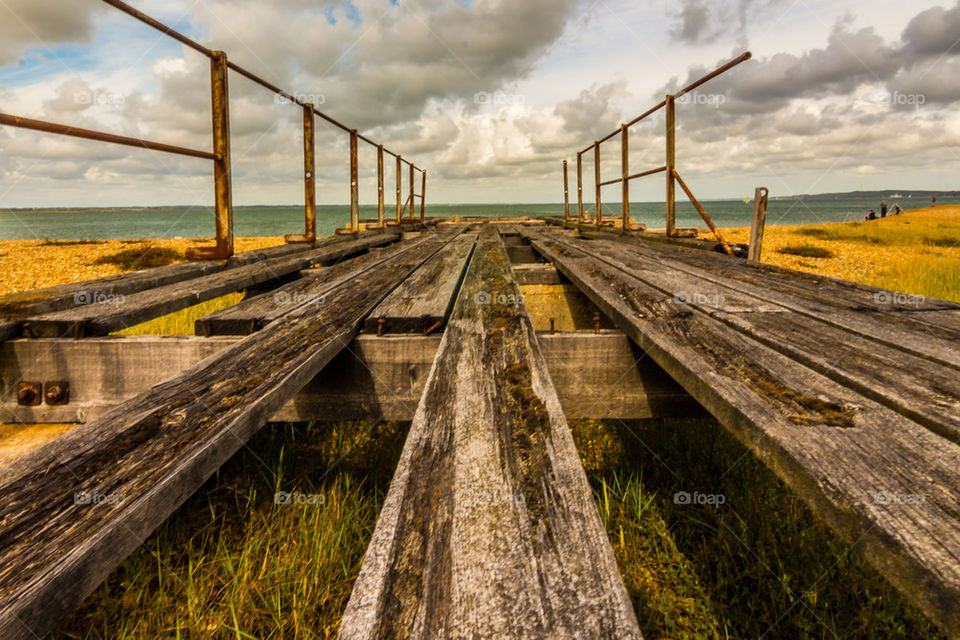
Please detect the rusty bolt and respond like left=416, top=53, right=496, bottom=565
left=593, top=312, right=601, bottom=335
left=17, top=382, right=42, bottom=406
left=44, top=381, right=70, bottom=405
left=377, top=317, right=385, bottom=337
left=549, top=317, right=556, bottom=335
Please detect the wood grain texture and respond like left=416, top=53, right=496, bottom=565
left=20, top=234, right=398, bottom=338
left=196, top=231, right=457, bottom=335
left=362, top=232, right=477, bottom=334
left=339, top=227, right=642, bottom=639
left=555, top=233, right=960, bottom=444
left=0, top=233, right=451, bottom=640
left=521, top=226, right=960, bottom=637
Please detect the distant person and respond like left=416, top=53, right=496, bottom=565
left=865, top=209, right=877, bottom=221
left=880, top=200, right=887, bottom=217
left=892, top=204, right=903, bottom=215
left=932, top=195, right=937, bottom=206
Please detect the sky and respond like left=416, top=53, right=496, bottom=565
left=0, top=0, right=958, bottom=206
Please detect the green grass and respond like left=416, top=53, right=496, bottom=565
left=113, top=293, right=245, bottom=336
left=864, top=255, right=960, bottom=303
left=776, top=244, right=836, bottom=259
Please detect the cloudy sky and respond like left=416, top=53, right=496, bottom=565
left=0, top=0, right=958, bottom=207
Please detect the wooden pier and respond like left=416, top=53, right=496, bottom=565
left=1, top=219, right=959, bottom=639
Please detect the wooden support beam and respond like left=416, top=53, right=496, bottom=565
left=0, top=234, right=453, bottom=640
left=0, top=331, right=693, bottom=426
left=520, top=226, right=960, bottom=637
left=339, top=227, right=642, bottom=639
left=20, top=234, right=398, bottom=339
left=285, top=103, right=317, bottom=244
left=363, top=232, right=477, bottom=334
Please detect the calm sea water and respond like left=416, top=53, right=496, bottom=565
left=1, top=197, right=955, bottom=240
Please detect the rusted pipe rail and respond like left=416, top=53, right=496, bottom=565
left=567, top=52, right=750, bottom=238
left=0, top=0, right=429, bottom=257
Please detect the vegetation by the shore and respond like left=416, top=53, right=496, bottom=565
left=724, top=205, right=960, bottom=302
left=3, top=209, right=956, bottom=638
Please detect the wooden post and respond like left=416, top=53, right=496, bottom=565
left=376, top=145, right=385, bottom=229
left=285, top=103, right=316, bottom=244
left=594, top=142, right=601, bottom=226
left=621, top=124, right=629, bottom=232
left=576, top=152, right=584, bottom=225
left=748, top=187, right=770, bottom=262
left=562, top=160, right=570, bottom=222
left=188, top=50, right=233, bottom=259
left=420, top=170, right=426, bottom=220
left=665, top=94, right=676, bottom=237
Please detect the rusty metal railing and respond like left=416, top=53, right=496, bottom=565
left=0, top=0, right=428, bottom=259
left=562, top=52, right=751, bottom=255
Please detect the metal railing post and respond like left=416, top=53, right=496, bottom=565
left=420, top=170, right=426, bottom=220
left=576, top=152, right=583, bottom=226
left=188, top=50, right=233, bottom=260
left=336, top=128, right=360, bottom=235
left=408, top=162, right=415, bottom=222
left=376, top=145, right=385, bottom=229
left=562, top=160, right=570, bottom=223
left=594, top=142, right=601, bottom=225
left=395, top=155, right=402, bottom=224
left=665, top=94, right=676, bottom=237
left=621, top=124, right=629, bottom=232
left=285, top=103, right=316, bottom=244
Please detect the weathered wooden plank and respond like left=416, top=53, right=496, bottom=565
left=0, top=238, right=341, bottom=322
left=340, top=228, right=641, bottom=639
left=512, top=263, right=566, bottom=285
left=569, top=231, right=960, bottom=369
left=362, top=232, right=477, bottom=334
left=522, top=228, right=960, bottom=637
left=0, top=332, right=693, bottom=427
left=20, top=233, right=398, bottom=339
left=546, top=232, right=960, bottom=443
left=0, top=234, right=450, bottom=640
left=196, top=231, right=451, bottom=336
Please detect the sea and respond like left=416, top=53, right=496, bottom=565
left=1, top=196, right=956, bottom=241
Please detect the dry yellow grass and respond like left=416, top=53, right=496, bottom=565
left=722, top=205, right=960, bottom=302
left=0, top=237, right=284, bottom=296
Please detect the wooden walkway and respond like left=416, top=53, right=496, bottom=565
left=0, top=219, right=958, bottom=638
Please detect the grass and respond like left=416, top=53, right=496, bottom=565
left=723, top=206, right=960, bottom=302
left=113, top=293, right=245, bottom=336
left=776, top=243, right=835, bottom=259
